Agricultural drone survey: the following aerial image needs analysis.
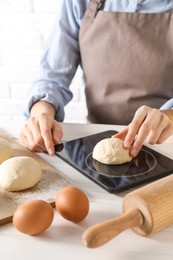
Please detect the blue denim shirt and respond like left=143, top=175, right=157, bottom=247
left=24, top=0, right=173, bottom=121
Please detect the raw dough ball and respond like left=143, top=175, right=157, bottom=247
left=0, top=137, right=13, bottom=163
left=0, top=156, right=42, bottom=191
left=92, top=137, right=132, bottom=165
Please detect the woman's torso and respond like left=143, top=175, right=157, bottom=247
left=79, top=0, right=173, bottom=124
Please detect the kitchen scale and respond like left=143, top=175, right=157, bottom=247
left=55, top=130, right=173, bottom=193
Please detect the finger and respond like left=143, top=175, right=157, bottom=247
left=131, top=125, right=152, bottom=157
left=29, top=118, right=46, bottom=149
left=146, top=125, right=165, bottom=144
left=20, top=128, right=45, bottom=152
left=147, top=117, right=173, bottom=144
left=27, top=118, right=47, bottom=152
left=130, top=111, right=161, bottom=156
left=20, top=130, right=30, bottom=148
left=156, top=127, right=173, bottom=144
left=142, top=111, right=167, bottom=145
left=124, top=108, right=148, bottom=149
left=52, top=123, right=63, bottom=144
left=39, top=115, right=55, bottom=155
left=22, top=125, right=35, bottom=149
left=20, top=127, right=44, bottom=152
left=112, top=128, right=128, bottom=140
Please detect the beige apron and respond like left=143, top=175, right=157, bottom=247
left=79, top=0, right=173, bottom=125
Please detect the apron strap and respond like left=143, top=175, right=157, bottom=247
left=87, top=0, right=106, bottom=19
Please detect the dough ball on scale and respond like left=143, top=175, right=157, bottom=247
left=92, top=137, right=132, bottom=165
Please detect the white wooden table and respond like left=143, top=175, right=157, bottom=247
left=1, top=121, right=173, bottom=260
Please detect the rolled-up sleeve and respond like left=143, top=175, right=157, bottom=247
left=24, top=0, right=87, bottom=121
left=24, top=0, right=173, bottom=121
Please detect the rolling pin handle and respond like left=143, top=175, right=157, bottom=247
left=82, top=208, right=143, bottom=248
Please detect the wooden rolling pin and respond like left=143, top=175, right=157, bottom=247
left=82, top=174, right=173, bottom=248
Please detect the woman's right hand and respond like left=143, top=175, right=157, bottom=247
left=113, top=105, right=173, bottom=157
left=20, top=101, right=63, bottom=155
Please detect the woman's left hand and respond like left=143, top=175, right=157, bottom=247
left=113, top=105, right=173, bottom=157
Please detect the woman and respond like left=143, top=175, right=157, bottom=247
left=20, top=0, right=173, bottom=157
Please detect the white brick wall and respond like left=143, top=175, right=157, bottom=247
left=0, top=0, right=87, bottom=123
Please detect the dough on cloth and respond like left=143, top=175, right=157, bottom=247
left=0, top=156, right=42, bottom=191
left=0, top=137, right=13, bottom=163
left=92, top=137, right=132, bottom=165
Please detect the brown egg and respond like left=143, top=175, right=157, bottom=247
left=13, top=200, right=54, bottom=235
left=55, top=185, right=89, bottom=223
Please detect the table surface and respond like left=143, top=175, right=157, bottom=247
left=1, top=121, right=173, bottom=260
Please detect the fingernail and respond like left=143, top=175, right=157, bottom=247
left=55, top=137, right=60, bottom=143
left=48, top=148, right=54, bottom=155
left=124, top=141, right=131, bottom=148
left=131, top=148, right=138, bottom=157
